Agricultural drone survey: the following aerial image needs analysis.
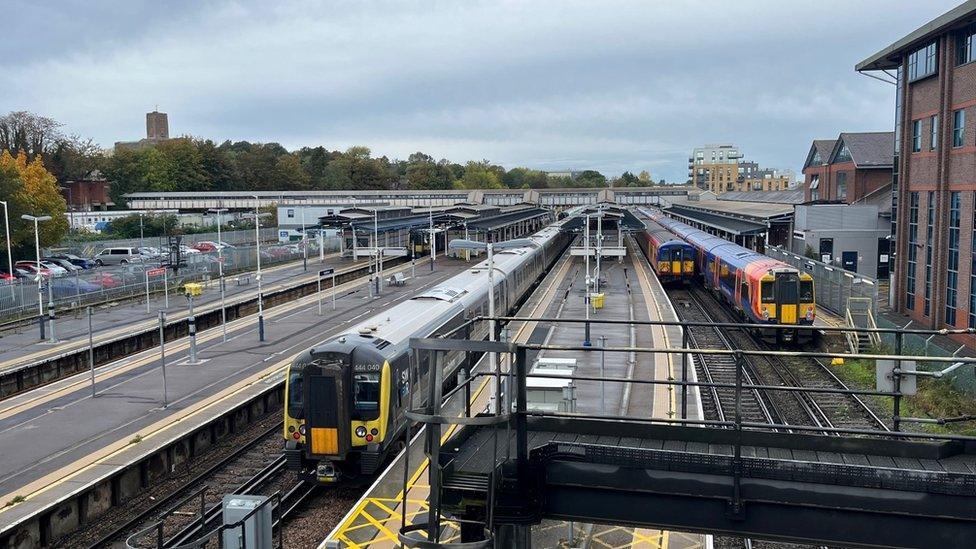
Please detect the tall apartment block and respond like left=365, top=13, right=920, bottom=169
left=858, top=2, right=976, bottom=331
left=688, top=144, right=742, bottom=193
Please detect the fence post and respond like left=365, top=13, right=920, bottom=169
left=893, top=331, right=903, bottom=432
left=681, top=327, right=689, bottom=421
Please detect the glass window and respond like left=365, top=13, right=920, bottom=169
left=800, top=281, right=814, bottom=302
left=760, top=281, right=775, bottom=303
left=287, top=209, right=295, bottom=218
left=957, top=24, right=976, bottom=65
left=834, top=143, right=852, bottom=163
left=925, top=192, right=934, bottom=316
left=353, top=372, right=381, bottom=412
left=930, top=115, right=939, bottom=150
left=946, top=192, right=961, bottom=326
left=953, top=109, right=965, bottom=147
left=287, top=369, right=304, bottom=419
left=908, top=42, right=937, bottom=81
left=837, top=172, right=848, bottom=200
left=906, top=192, right=919, bottom=310
left=911, top=119, right=922, bottom=152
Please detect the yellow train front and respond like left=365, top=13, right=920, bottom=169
left=283, top=336, right=402, bottom=483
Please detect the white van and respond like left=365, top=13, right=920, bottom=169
left=94, top=247, right=145, bottom=266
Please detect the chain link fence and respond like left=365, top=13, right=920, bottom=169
left=765, top=245, right=878, bottom=317
left=0, top=237, right=340, bottom=323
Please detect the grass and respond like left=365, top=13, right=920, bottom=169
left=828, top=353, right=976, bottom=437
left=4, top=495, right=25, bottom=507
left=129, top=435, right=143, bottom=444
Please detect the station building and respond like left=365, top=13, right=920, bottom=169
left=801, top=133, right=893, bottom=203
left=858, top=1, right=976, bottom=330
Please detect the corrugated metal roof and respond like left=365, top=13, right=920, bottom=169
left=718, top=190, right=806, bottom=205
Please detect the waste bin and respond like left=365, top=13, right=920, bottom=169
left=590, top=292, right=605, bottom=309
left=184, top=282, right=203, bottom=297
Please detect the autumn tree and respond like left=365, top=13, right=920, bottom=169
left=0, top=151, right=69, bottom=256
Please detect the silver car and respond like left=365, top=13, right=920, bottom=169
left=94, top=247, right=145, bottom=266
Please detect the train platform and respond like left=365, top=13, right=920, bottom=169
left=0, top=257, right=471, bottom=541
left=0, top=253, right=344, bottom=378
left=323, top=239, right=705, bottom=548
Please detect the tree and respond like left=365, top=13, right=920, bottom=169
left=406, top=152, right=453, bottom=189
left=638, top=170, right=651, bottom=183
left=456, top=160, right=504, bottom=189
left=617, top=171, right=640, bottom=187
left=0, top=150, right=68, bottom=255
left=197, top=139, right=235, bottom=191
left=577, top=170, right=607, bottom=187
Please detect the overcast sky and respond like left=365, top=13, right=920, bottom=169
left=1, top=1, right=960, bottom=181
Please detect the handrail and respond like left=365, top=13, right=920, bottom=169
left=844, top=308, right=860, bottom=354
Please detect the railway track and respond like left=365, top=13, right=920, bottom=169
left=688, top=285, right=889, bottom=433
left=667, top=288, right=778, bottom=426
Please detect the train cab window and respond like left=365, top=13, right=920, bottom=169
left=287, top=369, right=304, bottom=419
left=353, top=372, right=381, bottom=418
left=761, top=281, right=775, bottom=303
left=671, top=249, right=682, bottom=261
left=740, top=281, right=748, bottom=301
left=800, top=280, right=814, bottom=302
left=778, top=275, right=799, bottom=302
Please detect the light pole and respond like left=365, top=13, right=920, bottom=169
left=373, top=208, right=382, bottom=296
left=246, top=197, right=271, bottom=342
left=428, top=209, right=435, bottom=272
left=583, top=214, right=592, bottom=347
left=301, top=203, right=308, bottom=272
left=22, top=214, right=52, bottom=341
left=138, top=212, right=145, bottom=250
left=209, top=207, right=229, bottom=342
left=0, top=201, right=12, bottom=297
left=60, top=186, right=74, bottom=232
left=449, top=237, right=534, bottom=414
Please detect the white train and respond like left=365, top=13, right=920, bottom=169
left=283, top=213, right=577, bottom=483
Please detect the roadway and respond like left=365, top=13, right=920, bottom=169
left=0, top=253, right=347, bottom=378
left=323, top=239, right=705, bottom=548
left=0, top=256, right=465, bottom=511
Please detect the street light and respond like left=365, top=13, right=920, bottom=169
left=209, top=207, right=229, bottom=342
left=0, top=201, right=12, bottom=297
left=245, top=196, right=271, bottom=342
left=373, top=208, right=382, bottom=296
left=60, top=186, right=74, bottom=232
left=22, top=214, right=53, bottom=342
left=449, top=237, right=534, bottom=413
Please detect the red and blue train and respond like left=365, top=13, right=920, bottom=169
left=637, top=207, right=816, bottom=342
left=635, top=211, right=696, bottom=283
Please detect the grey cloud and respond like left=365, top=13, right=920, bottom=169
left=0, top=0, right=959, bottom=180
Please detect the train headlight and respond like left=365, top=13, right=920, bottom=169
left=298, top=424, right=307, bottom=436
left=355, top=426, right=367, bottom=438
left=762, top=309, right=769, bottom=320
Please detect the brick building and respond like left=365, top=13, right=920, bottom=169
left=62, top=171, right=113, bottom=211
left=689, top=144, right=793, bottom=194
left=801, top=133, right=893, bottom=203
left=858, top=1, right=976, bottom=330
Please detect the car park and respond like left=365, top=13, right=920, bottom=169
left=192, top=241, right=219, bottom=253
left=94, top=247, right=145, bottom=266
left=138, top=246, right=163, bottom=259
left=0, top=270, right=15, bottom=283
left=39, top=261, right=69, bottom=277
left=179, top=245, right=201, bottom=256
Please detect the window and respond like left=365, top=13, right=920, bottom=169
left=957, top=24, right=976, bottom=65
left=930, top=115, right=939, bottom=150
left=353, top=372, right=381, bottom=413
left=287, top=209, right=295, bottom=218
left=834, top=143, right=852, bottom=163
left=810, top=150, right=821, bottom=165
left=924, top=192, right=934, bottom=316
left=906, top=192, right=919, bottom=310
left=836, top=172, right=848, bottom=200
left=971, top=193, right=976, bottom=329
left=287, top=369, right=304, bottom=419
left=946, top=192, right=961, bottom=326
left=908, top=41, right=937, bottom=81
left=800, top=281, right=814, bottom=302
left=911, top=119, right=922, bottom=152
left=953, top=109, right=965, bottom=147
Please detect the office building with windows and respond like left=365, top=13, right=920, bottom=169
left=858, top=1, right=976, bottom=331
left=688, top=144, right=742, bottom=193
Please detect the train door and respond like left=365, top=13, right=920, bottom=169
left=305, top=359, right=350, bottom=459
left=775, top=272, right=800, bottom=324
left=670, top=247, right=681, bottom=274
left=734, top=269, right=743, bottom=308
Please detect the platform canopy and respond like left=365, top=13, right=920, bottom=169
left=559, top=204, right=645, bottom=232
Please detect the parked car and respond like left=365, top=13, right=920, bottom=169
left=94, top=272, right=122, bottom=289
left=94, top=247, right=145, bottom=266
left=40, top=261, right=69, bottom=277
left=192, top=241, right=219, bottom=253
left=179, top=245, right=201, bottom=256
left=218, top=241, right=236, bottom=249
left=14, top=261, right=52, bottom=278
left=46, top=253, right=95, bottom=269
left=49, top=278, right=102, bottom=298
left=0, top=270, right=15, bottom=283
left=44, top=257, right=83, bottom=273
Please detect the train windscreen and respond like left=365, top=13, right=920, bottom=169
left=776, top=273, right=799, bottom=303
left=800, top=280, right=814, bottom=302
left=287, top=369, right=304, bottom=419
left=353, top=372, right=381, bottom=416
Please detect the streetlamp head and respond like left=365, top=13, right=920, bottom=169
left=22, top=214, right=52, bottom=222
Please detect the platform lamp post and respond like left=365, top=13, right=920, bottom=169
left=138, top=211, right=145, bottom=250
left=0, top=200, right=12, bottom=298
left=428, top=208, right=436, bottom=272
left=450, top=237, right=534, bottom=414
left=22, top=214, right=53, bottom=342
left=301, top=201, right=308, bottom=272
left=373, top=208, right=382, bottom=296
left=245, top=199, right=271, bottom=342
left=208, top=207, right=229, bottom=342
left=583, top=213, right=592, bottom=347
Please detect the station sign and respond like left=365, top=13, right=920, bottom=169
left=319, top=268, right=335, bottom=277
left=147, top=267, right=166, bottom=277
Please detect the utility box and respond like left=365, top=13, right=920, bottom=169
left=184, top=282, right=203, bottom=297
left=591, top=293, right=605, bottom=309
left=221, top=495, right=272, bottom=549
left=876, top=359, right=917, bottom=396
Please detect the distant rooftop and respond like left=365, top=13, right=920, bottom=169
left=831, top=132, right=894, bottom=168
left=717, top=190, right=806, bottom=205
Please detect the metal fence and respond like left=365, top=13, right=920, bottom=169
left=765, top=245, right=878, bottom=318
left=57, top=228, right=280, bottom=257
left=0, top=237, right=341, bottom=322
left=875, top=315, right=976, bottom=396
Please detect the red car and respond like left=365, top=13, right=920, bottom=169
left=95, top=272, right=122, bottom=289
left=0, top=270, right=16, bottom=283
left=14, top=261, right=52, bottom=279
left=193, top=242, right=218, bottom=253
